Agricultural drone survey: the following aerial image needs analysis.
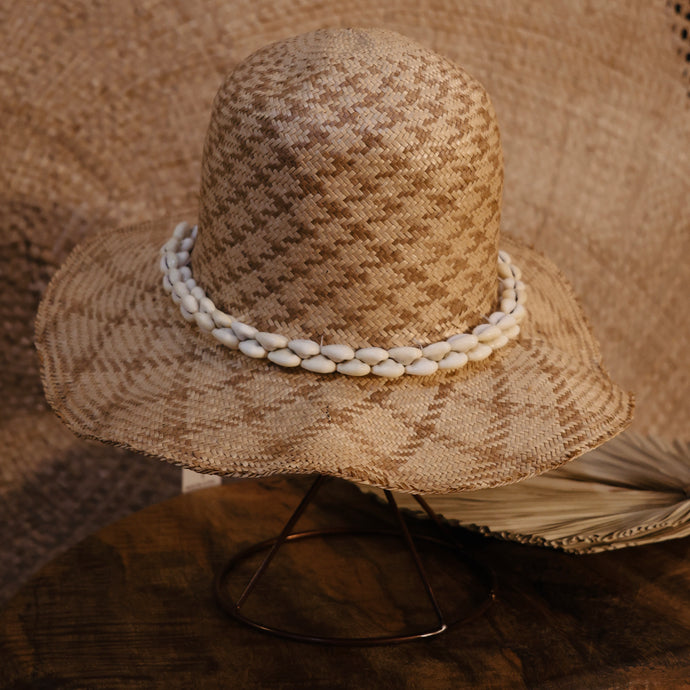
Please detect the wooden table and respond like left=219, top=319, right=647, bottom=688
left=1, top=477, right=689, bottom=688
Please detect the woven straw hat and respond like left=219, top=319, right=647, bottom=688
left=35, top=28, right=632, bottom=494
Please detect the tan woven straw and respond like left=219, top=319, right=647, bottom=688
left=35, top=28, right=632, bottom=494
left=3, top=2, right=687, bottom=593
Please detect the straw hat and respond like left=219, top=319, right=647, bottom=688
left=35, top=28, right=632, bottom=494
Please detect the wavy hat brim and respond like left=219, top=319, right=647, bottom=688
left=35, top=218, right=633, bottom=494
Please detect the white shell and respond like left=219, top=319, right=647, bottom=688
left=497, top=314, right=517, bottom=330
left=405, top=358, right=439, bottom=376
left=160, top=226, right=530, bottom=378
left=355, top=347, right=389, bottom=365
left=473, top=324, right=501, bottom=342
left=388, top=347, right=422, bottom=365
left=162, top=238, right=180, bottom=253
left=173, top=221, right=190, bottom=239
left=212, top=311, right=234, bottom=328
left=194, top=312, right=216, bottom=332
left=288, top=339, right=321, bottom=358
left=438, top=351, right=468, bottom=370
left=301, top=354, right=336, bottom=374
left=212, top=328, right=239, bottom=349
left=447, top=334, right=478, bottom=352
left=180, top=305, right=196, bottom=322
left=500, top=298, right=517, bottom=314
left=467, top=343, right=493, bottom=361
left=337, top=359, right=371, bottom=376
left=239, top=339, right=267, bottom=359
left=232, top=321, right=258, bottom=341
left=372, top=360, right=405, bottom=378
left=172, top=281, right=189, bottom=298
left=268, top=348, right=301, bottom=367
left=422, top=341, right=451, bottom=361
left=512, top=304, right=527, bottom=323
left=199, top=297, right=216, bottom=314
left=321, top=344, right=355, bottom=362
left=256, top=332, right=289, bottom=351
left=181, top=294, right=199, bottom=314
left=484, top=334, right=509, bottom=350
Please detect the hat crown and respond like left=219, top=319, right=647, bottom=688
left=195, top=28, right=503, bottom=348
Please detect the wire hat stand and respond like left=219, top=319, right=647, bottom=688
left=214, top=475, right=497, bottom=646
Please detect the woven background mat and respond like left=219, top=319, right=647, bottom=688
left=2, top=1, right=688, bottom=605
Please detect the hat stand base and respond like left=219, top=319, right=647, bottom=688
left=214, top=475, right=496, bottom=646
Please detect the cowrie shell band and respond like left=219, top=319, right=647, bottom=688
left=160, top=222, right=527, bottom=378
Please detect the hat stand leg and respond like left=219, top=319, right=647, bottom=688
left=214, top=475, right=496, bottom=646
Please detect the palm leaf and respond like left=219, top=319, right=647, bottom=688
left=368, top=433, right=690, bottom=553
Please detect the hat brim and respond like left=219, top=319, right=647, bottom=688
left=35, top=217, right=633, bottom=493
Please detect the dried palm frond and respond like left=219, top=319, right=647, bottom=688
left=369, top=433, right=690, bottom=553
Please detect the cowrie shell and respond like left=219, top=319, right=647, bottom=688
left=212, top=328, right=239, bottom=349
left=473, top=324, right=501, bottom=342
left=447, top=334, right=478, bottom=352
left=438, top=352, right=468, bottom=370
left=497, top=314, right=517, bottom=330
left=239, top=339, right=267, bottom=358
left=422, top=342, right=451, bottom=361
left=372, top=360, right=405, bottom=378
left=337, top=359, right=371, bottom=376
left=301, top=355, right=336, bottom=374
left=173, top=281, right=189, bottom=298
left=212, top=311, right=234, bottom=328
left=256, top=332, right=289, bottom=351
left=232, top=321, right=258, bottom=341
left=194, top=312, right=215, bottom=332
left=405, top=358, right=439, bottom=376
left=388, top=347, right=422, bottom=365
left=355, top=347, right=389, bottom=365
left=289, top=339, right=321, bottom=358
left=321, top=344, right=355, bottom=362
left=502, top=324, right=520, bottom=339
left=484, top=334, right=509, bottom=350
left=181, top=294, right=199, bottom=314
left=172, top=221, right=190, bottom=239
left=268, top=348, right=301, bottom=367
left=180, top=305, right=196, bottom=323
left=467, top=344, right=493, bottom=361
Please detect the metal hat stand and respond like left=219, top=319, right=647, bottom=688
left=215, top=475, right=496, bottom=646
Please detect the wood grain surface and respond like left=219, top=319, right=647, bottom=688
left=1, top=477, right=689, bottom=689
